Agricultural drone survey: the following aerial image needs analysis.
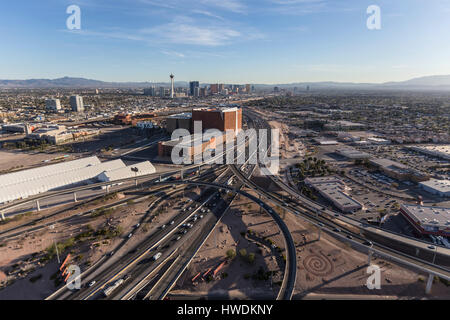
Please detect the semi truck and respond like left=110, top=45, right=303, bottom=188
left=103, top=278, right=124, bottom=297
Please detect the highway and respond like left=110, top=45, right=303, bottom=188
left=237, top=108, right=450, bottom=280
left=47, top=168, right=228, bottom=300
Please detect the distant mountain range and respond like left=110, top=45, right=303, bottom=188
left=1, top=75, right=450, bottom=91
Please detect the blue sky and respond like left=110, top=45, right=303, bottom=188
left=1, top=0, right=450, bottom=83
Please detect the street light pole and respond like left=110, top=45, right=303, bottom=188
left=131, top=167, right=139, bottom=187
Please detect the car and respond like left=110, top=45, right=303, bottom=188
left=109, top=251, right=115, bottom=256
left=333, top=228, right=341, bottom=233
left=183, top=230, right=188, bottom=234
left=318, top=223, right=325, bottom=227
left=170, top=220, right=175, bottom=225
left=199, top=215, right=204, bottom=219
left=135, top=223, right=140, bottom=228
left=153, top=253, right=162, bottom=261
left=161, top=225, right=166, bottom=229
left=128, top=233, right=133, bottom=238
left=428, top=245, right=436, bottom=250
left=334, top=214, right=340, bottom=217
left=363, top=241, right=373, bottom=247
left=88, top=281, right=96, bottom=287
left=346, top=235, right=353, bottom=240
left=175, top=236, right=181, bottom=241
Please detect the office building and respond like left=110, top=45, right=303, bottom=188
left=210, top=84, right=219, bottom=95
left=70, top=95, right=84, bottom=112
left=45, top=99, right=61, bottom=111
left=194, top=87, right=200, bottom=98
left=190, top=81, right=200, bottom=96
left=144, top=86, right=157, bottom=96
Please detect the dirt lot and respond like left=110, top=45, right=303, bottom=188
left=0, top=150, right=72, bottom=173
left=172, top=188, right=450, bottom=300
left=174, top=196, right=285, bottom=299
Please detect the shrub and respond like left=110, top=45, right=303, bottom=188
left=226, top=249, right=236, bottom=260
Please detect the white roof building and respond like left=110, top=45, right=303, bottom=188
left=97, top=161, right=156, bottom=183
left=409, top=145, right=450, bottom=161
left=305, top=176, right=362, bottom=213
left=0, top=158, right=126, bottom=204
left=0, top=156, right=100, bottom=189
left=400, top=204, right=450, bottom=237
left=419, top=179, right=450, bottom=197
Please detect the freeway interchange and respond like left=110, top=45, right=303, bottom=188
left=2, top=107, right=449, bottom=300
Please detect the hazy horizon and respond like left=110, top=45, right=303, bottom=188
left=1, top=0, right=450, bottom=83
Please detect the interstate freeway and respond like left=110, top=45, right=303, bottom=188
left=4, top=105, right=450, bottom=300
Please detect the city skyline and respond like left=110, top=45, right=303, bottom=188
left=1, top=0, right=450, bottom=84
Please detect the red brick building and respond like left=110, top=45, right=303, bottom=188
left=192, top=107, right=242, bottom=133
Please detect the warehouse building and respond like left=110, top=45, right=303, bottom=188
left=400, top=204, right=450, bottom=237
left=419, top=179, right=450, bottom=198
left=1, top=123, right=35, bottom=134
left=0, top=157, right=128, bottom=204
left=98, top=161, right=156, bottom=182
left=335, top=147, right=371, bottom=160
left=305, top=176, right=362, bottom=213
left=0, top=156, right=100, bottom=189
left=369, top=158, right=429, bottom=182
left=27, top=125, right=100, bottom=145
left=324, top=121, right=365, bottom=131
left=314, top=138, right=339, bottom=145
left=367, top=137, right=391, bottom=145
left=408, top=145, right=450, bottom=161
